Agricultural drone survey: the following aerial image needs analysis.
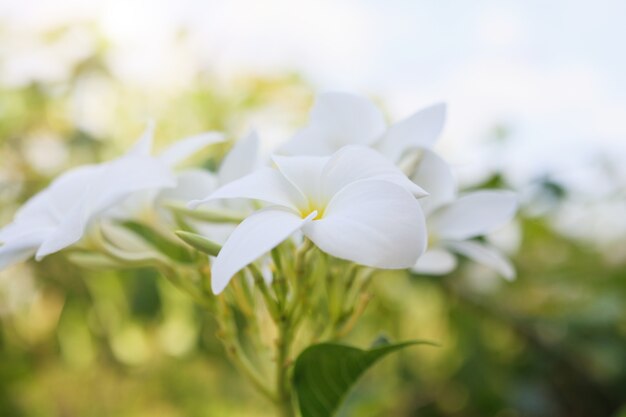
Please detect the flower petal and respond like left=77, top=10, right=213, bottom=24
left=148, top=169, right=220, bottom=223
left=411, top=248, right=457, bottom=275
left=321, top=146, right=428, bottom=200
left=429, top=191, right=518, bottom=240
left=127, top=120, right=155, bottom=157
left=189, top=168, right=305, bottom=211
left=309, top=92, right=386, bottom=147
left=2, top=165, right=101, bottom=261
left=303, top=179, right=426, bottom=269
left=0, top=216, right=55, bottom=243
left=159, top=132, right=224, bottom=167
left=282, top=92, right=386, bottom=155
left=272, top=154, right=328, bottom=208
left=0, top=224, right=17, bottom=243
left=15, top=165, right=101, bottom=223
left=0, top=232, right=46, bottom=270
left=211, top=207, right=315, bottom=294
left=410, top=150, right=456, bottom=215
left=35, top=199, right=91, bottom=260
left=91, top=156, right=176, bottom=213
left=218, top=131, right=259, bottom=185
left=36, top=156, right=175, bottom=259
left=446, top=240, right=516, bottom=280
left=0, top=245, right=36, bottom=271
left=377, top=102, right=446, bottom=162
left=280, top=125, right=337, bottom=156
left=160, top=169, right=219, bottom=203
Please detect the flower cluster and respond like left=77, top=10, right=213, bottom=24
left=0, top=92, right=518, bottom=417
left=0, top=92, right=517, bottom=286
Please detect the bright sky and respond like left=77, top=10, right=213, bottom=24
left=1, top=0, right=625, bottom=244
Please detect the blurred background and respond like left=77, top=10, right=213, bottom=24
left=0, top=1, right=625, bottom=416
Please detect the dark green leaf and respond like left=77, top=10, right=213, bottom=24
left=293, top=340, right=436, bottom=417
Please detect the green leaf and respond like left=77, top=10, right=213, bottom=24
left=120, top=221, right=194, bottom=264
left=175, top=231, right=222, bottom=256
left=293, top=340, right=435, bottom=417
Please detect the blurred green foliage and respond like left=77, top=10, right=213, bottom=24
left=0, top=24, right=625, bottom=417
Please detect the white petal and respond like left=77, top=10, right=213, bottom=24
left=159, top=132, right=224, bottom=167
left=189, top=168, right=305, bottom=211
left=446, top=240, right=516, bottom=280
left=0, top=224, right=16, bottom=242
left=127, top=120, right=155, bottom=157
left=377, top=103, right=446, bottom=162
left=15, top=165, right=101, bottom=223
left=160, top=169, right=219, bottom=203
left=321, top=146, right=428, bottom=200
left=211, top=207, right=315, bottom=294
left=0, top=231, right=46, bottom=270
left=309, top=92, right=386, bottom=147
left=91, top=156, right=176, bottom=213
left=0, top=216, right=54, bottom=243
left=280, top=125, right=337, bottom=156
left=410, top=150, right=456, bottom=216
left=272, top=154, right=328, bottom=208
left=1, top=166, right=101, bottom=261
left=282, top=92, right=386, bottom=156
left=36, top=156, right=175, bottom=259
left=0, top=245, right=36, bottom=271
left=36, top=200, right=90, bottom=259
left=429, top=191, right=518, bottom=240
left=104, top=190, right=160, bottom=220
left=218, top=131, right=259, bottom=184
left=155, top=170, right=221, bottom=224
left=411, top=248, right=457, bottom=275
left=303, top=180, right=426, bottom=269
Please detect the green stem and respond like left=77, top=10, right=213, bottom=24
left=249, top=263, right=280, bottom=321
left=276, top=317, right=295, bottom=417
left=277, top=394, right=295, bottom=417
left=273, top=242, right=314, bottom=417
left=216, top=297, right=278, bottom=402
left=222, top=335, right=278, bottom=402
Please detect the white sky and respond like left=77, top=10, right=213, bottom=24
left=1, top=0, right=625, bottom=192
left=0, top=0, right=625, bottom=249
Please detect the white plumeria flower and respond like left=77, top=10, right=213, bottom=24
left=159, top=130, right=260, bottom=210
left=158, top=131, right=260, bottom=244
left=410, top=153, right=518, bottom=280
left=0, top=124, right=222, bottom=270
left=281, top=92, right=446, bottom=163
left=190, top=146, right=429, bottom=294
left=105, top=123, right=225, bottom=220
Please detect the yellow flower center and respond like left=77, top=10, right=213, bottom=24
left=300, top=204, right=325, bottom=220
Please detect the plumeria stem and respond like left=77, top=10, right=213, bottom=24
left=160, top=266, right=215, bottom=311
left=273, top=242, right=314, bottom=417
left=221, top=334, right=278, bottom=402
left=333, top=268, right=375, bottom=338
left=286, top=240, right=313, bottom=318
left=335, top=292, right=373, bottom=339
left=275, top=315, right=295, bottom=417
left=249, top=263, right=280, bottom=321
left=216, top=297, right=278, bottom=402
